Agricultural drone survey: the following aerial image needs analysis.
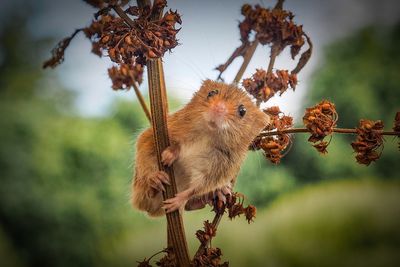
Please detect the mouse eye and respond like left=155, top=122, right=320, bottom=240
left=238, top=104, right=246, bottom=117
left=207, top=89, right=219, bottom=98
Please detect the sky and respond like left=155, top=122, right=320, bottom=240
left=3, top=0, right=400, bottom=119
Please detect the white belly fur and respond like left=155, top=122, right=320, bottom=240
left=173, top=136, right=214, bottom=193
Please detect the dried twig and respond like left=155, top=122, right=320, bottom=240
left=136, top=1, right=191, bottom=266
left=132, top=81, right=151, bottom=122
left=232, top=40, right=259, bottom=84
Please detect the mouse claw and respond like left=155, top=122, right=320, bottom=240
left=162, top=193, right=187, bottom=213
left=147, top=171, right=170, bottom=196
left=221, top=184, right=232, bottom=196
left=216, top=190, right=227, bottom=204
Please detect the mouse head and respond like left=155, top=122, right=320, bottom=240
left=188, top=79, right=270, bottom=147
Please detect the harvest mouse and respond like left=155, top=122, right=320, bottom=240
left=132, top=79, right=269, bottom=216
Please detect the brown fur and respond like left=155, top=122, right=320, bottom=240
left=132, top=80, right=270, bottom=216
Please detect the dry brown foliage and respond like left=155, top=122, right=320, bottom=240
left=242, top=69, right=297, bottom=102
left=351, top=120, right=384, bottom=165
left=303, top=100, right=338, bottom=154
left=44, top=0, right=181, bottom=90
left=252, top=106, right=293, bottom=164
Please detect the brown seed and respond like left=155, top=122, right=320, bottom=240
left=125, top=36, right=133, bottom=45
left=101, top=35, right=110, bottom=44
left=148, top=50, right=157, bottom=58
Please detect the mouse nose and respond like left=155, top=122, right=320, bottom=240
left=211, top=101, right=227, bottom=116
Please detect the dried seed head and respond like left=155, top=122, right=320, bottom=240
left=252, top=106, right=293, bottom=164
left=242, top=69, right=298, bottom=102
left=394, top=112, right=400, bottom=150
left=303, top=100, right=337, bottom=154
left=108, top=63, right=143, bottom=90
left=351, top=119, right=384, bottom=165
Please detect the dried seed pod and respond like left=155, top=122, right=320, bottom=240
left=108, top=63, right=143, bottom=90
left=244, top=205, right=257, bottom=224
left=351, top=119, right=384, bottom=165
left=394, top=112, right=400, bottom=150
left=242, top=69, right=298, bottom=102
left=44, top=3, right=181, bottom=90
left=253, top=106, right=293, bottom=164
left=303, top=100, right=337, bottom=154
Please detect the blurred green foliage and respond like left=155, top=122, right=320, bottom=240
left=0, top=8, right=399, bottom=267
left=213, top=180, right=400, bottom=267
left=281, top=25, right=400, bottom=184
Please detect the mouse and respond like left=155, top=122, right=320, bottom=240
left=131, top=79, right=270, bottom=216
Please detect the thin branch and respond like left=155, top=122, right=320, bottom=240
left=267, top=43, right=280, bottom=74
left=132, top=81, right=152, bottom=122
left=194, top=211, right=223, bottom=259
left=111, top=5, right=136, bottom=28
left=233, top=40, right=259, bottom=85
left=216, top=42, right=250, bottom=81
left=259, top=127, right=400, bottom=137
left=274, top=0, right=285, bottom=9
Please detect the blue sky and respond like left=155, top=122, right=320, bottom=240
left=3, top=0, right=400, bottom=118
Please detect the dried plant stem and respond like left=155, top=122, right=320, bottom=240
left=194, top=211, right=223, bottom=259
left=267, top=43, right=280, bottom=74
left=274, top=0, right=285, bottom=9
left=112, top=5, right=136, bottom=28
left=132, top=82, right=151, bottom=122
left=233, top=40, right=259, bottom=84
left=136, top=1, right=191, bottom=266
left=259, top=127, right=400, bottom=137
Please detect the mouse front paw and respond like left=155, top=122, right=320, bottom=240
left=161, top=144, right=180, bottom=167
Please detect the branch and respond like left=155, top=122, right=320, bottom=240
left=194, top=210, right=223, bottom=259
left=267, top=43, right=280, bottom=74
left=111, top=5, right=135, bottom=28
left=259, top=127, right=400, bottom=137
left=132, top=81, right=151, bottom=122
left=216, top=42, right=250, bottom=81
left=232, top=40, right=259, bottom=84
left=136, top=1, right=191, bottom=266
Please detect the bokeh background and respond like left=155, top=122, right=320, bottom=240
left=1, top=0, right=400, bottom=266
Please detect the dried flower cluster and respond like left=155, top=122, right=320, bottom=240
left=303, top=100, right=338, bottom=154
left=239, top=3, right=305, bottom=58
left=193, top=248, right=228, bottom=267
left=216, top=2, right=312, bottom=98
left=242, top=69, right=297, bottom=102
left=351, top=119, right=384, bottom=165
left=252, top=106, right=293, bottom=164
left=192, top=192, right=256, bottom=267
left=108, top=63, right=144, bottom=89
left=44, top=0, right=181, bottom=90
left=136, top=248, right=174, bottom=267
left=211, top=192, right=257, bottom=224
left=194, top=222, right=228, bottom=266
left=196, top=220, right=217, bottom=246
